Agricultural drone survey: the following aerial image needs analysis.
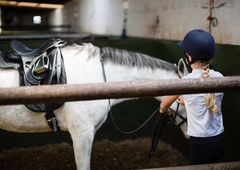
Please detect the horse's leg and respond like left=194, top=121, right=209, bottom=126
left=62, top=101, right=108, bottom=170
left=68, top=123, right=94, bottom=170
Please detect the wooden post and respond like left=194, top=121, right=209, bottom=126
left=0, top=76, right=239, bottom=105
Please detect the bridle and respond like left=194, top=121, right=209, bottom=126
left=168, top=103, right=187, bottom=127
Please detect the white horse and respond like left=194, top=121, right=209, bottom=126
left=0, top=42, right=188, bottom=170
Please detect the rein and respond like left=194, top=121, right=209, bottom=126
left=100, top=50, right=157, bottom=134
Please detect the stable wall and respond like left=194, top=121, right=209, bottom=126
left=64, top=0, right=240, bottom=45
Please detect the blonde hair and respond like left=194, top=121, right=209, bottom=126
left=201, top=61, right=218, bottom=113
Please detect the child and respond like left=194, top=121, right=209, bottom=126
left=160, top=29, right=225, bottom=165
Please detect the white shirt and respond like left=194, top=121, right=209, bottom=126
left=182, top=69, right=224, bottom=137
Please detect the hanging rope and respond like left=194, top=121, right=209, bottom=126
left=207, top=17, right=218, bottom=33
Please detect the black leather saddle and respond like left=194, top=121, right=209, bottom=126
left=9, top=38, right=67, bottom=113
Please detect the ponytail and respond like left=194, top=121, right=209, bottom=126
left=201, top=61, right=218, bottom=113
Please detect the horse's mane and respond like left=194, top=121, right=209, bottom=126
left=101, top=47, right=177, bottom=71
left=65, top=43, right=177, bottom=71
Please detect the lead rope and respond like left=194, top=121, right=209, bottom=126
left=149, top=103, right=181, bottom=157
left=149, top=113, right=167, bottom=157
left=100, top=51, right=158, bottom=134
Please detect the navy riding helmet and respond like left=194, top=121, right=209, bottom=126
left=178, top=29, right=216, bottom=65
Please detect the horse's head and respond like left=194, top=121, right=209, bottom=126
left=156, top=58, right=189, bottom=139
left=171, top=58, right=189, bottom=138
left=168, top=101, right=189, bottom=139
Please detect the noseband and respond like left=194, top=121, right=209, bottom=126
left=168, top=103, right=187, bottom=127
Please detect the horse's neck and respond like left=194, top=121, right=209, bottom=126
left=104, top=63, right=179, bottom=82
left=102, top=63, right=178, bottom=105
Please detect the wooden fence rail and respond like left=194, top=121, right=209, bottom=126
left=0, top=76, right=239, bottom=105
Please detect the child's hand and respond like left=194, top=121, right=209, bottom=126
left=177, top=96, right=184, bottom=105
left=159, top=109, right=171, bottom=116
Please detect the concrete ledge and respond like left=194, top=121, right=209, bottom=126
left=0, top=33, right=91, bottom=40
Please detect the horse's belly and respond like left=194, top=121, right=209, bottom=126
left=0, top=105, right=52, bottom=132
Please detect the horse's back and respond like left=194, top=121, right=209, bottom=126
left=0, top=68, right=19, bottom=87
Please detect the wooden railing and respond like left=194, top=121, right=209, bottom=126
left=0, top=76, right=239, bottom=105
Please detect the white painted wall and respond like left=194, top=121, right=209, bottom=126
left=65, top=0, right=240, bottom=45
left=49, top=8, right=69, bottom=32
left=0, top=8, right=2, bottom=33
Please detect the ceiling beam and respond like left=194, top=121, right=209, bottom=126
left=0, top=0, right=73, bottom=9
left=5, top=0, right=72, bottom=5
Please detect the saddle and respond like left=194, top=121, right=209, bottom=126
left=8, top=38, right=68, bottom=131
left=9, top=38, right=67, bottom=109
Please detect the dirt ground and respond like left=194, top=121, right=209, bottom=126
left=0, top=137, right=189, bottom=170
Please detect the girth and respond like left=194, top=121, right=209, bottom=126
left=9, top=38, right=67, bottom=112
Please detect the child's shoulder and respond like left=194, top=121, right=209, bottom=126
left=209, top=69, right=224, bottom=77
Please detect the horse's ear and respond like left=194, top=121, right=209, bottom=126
left=177, top=58, right=189, bottom=78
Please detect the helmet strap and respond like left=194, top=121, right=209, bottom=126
left=184, top=52, right=193, bottom=72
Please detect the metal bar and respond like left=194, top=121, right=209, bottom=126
left=0, top=76, right=239, bottom=105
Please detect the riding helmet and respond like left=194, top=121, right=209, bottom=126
left=178, top=29, right=216, bottom=64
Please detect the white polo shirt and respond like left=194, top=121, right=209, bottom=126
left=182, top=69, right=224, bottom=137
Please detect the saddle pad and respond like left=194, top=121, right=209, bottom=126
left=0, top=51, right=21, bottom=70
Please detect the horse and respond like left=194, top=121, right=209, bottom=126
left=0, top=41, right=188, bottom=170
